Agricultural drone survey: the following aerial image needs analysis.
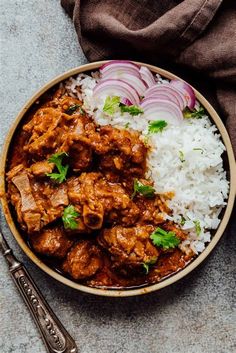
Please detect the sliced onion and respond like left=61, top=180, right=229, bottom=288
left=101, top=67, right=140, bottom=79
left=100, top=60, right=140, bottom=78
left=101, top=60, right=140, bottom=70
left=170, top=79, right=195, bottom=109
left=100, top=74, right=146, bottom=96
left=146, top=92, right=180, bottom=106
left=120, top=97, right=132, bottom=106
left=140, top=98, right=183, bottom=125
left=100, top=65, right=140, bottom=80
left=145, top=84, right=186, bottom=110
left=139, top=66, right=156, bottom=87
left=93, top=79, right=140, bottom=105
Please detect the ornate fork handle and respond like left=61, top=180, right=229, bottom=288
left=3, top=246, right=78, bottom=353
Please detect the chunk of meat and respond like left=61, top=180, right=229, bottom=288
left=12, top=172, right=38, bottom=212
left=92, top=126, right=146, bottom=161
left=163, top=222, right=187, bottom=242
left=30, top=227, right=74, bottom=258
left=7, top=165, right=69, bottom=232
left=23, top=107, right=65, bottom=157
left=56, top=96, right=83, bottom=112
left=69, top=142, right=92, bottom=172
left=62, top=241, right=103, bottom=280
left=67, top=124, right=147, bottom=178
left=67, top=173, right=140, bottom=229
left=47, top=94, right=83, bottom=114
left=30, top=179, right=69, bottom=226
left=22, top=96, right=90, bottom=159
left=30, top=161, right=54, bottom=177
left=135, top=196, right=168, bottom=225
left=49, top=183, right=69, bottom=208
left=7, top=181, right=41, bottom=233
left=60, top=116, right=94, bottom=172
left=98, top=225, right=159, bottom=270
left=23, top=213, right=42, bottom=233
left=96, top=126, right=147, bottom=178
left=8, top=166, right=42, bottom=232
left=82, top=203, right=104, bottom=230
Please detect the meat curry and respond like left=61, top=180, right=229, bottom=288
left=6, top=85, right=194, bottom=289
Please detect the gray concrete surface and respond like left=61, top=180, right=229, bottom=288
left=0, top=1, right=235, bottom=353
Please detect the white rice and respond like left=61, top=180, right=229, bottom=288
left=64, top=73, right=229, bottom=255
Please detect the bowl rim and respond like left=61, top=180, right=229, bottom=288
left=1, top=61, right=235, bottom=297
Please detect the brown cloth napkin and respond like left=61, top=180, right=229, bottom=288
left=61, top=0, right=236, bottom=155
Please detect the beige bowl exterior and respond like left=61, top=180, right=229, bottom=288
left=1, top=61, right=235, bottom=297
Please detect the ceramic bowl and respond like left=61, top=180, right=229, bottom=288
left=1, top=61, right=235, bottom=297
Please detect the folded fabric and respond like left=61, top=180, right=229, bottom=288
left=61, top=0, right=236, bottom=154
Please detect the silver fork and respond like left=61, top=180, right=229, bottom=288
left=0, top=217, right=78, bottom=353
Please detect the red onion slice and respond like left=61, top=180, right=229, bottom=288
left=101, top=73, right=146, bottom=96
left=139, top=66, right=156, bottom=87
left=100, top=60, right=140, bottom=70
left=140, top=98, right=183, bottom=125
left=100, top=60, right=140, bottom=78
left=145, top=84, right=186, bottom=110
left=101, top=67, right=140, bottom=79
left=170, top=80, right=196, bottom=109
left=93, top=79, right=140, bottom=105
left=120, top=97, right=133, bottom=106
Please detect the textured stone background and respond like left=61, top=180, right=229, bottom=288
left=0, top=1, right=235, bottom=353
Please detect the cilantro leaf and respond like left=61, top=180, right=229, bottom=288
left=131, top=179, right=155, bottom=199
left=65, top=104, right=85, bottom=115
left=193, top=148, right=204, bottom=154
left=102, top=96, right=143, bottom=117
left=179, top=150, right=185, bottom=163
left=150, top=227, right=180, bottom=249
left=103, top=96, right=120, bottom=115
left=194, top=220, right=201, bottom=236
left=45, top=171, right=68, bottom=184
left=183, top=106, right=205, bottom=119
left=148, top=120, right=168, bottom=133
left=119, top=104, right=144, bottom=116
left=46, top=152, right=69, bottom=184
left=180, top=216, right=186, bottom=226
left=142, top=257, right=158, bottom=274
left=47, top=151, right=68, bottom=165
left=62, top=205, right=80, bottom=230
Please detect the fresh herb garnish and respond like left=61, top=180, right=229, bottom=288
left=142, top=257, right=158, bottom=274
left=62, top=205, right=80, bottom=230
left=124, top=122, right=130, bottom=129
left=120, top=104, right=144, bottom=116
left=179, top=150, right=185, bottom=163
left=131, top=179, right=155, bottom=199
left=193, top=148, right=204, bottom=154
left=103, top=96, right=143, bottom=116
left=103, top=96, right=120, bottom=115
left=183, top=106, right=205, bottom=119
left=65, top=104, right=85, bottom=115
left=46, top=152, right=69, bottom=183
left=194, top=220, right=201, bottom=236
left=148, top=120, right=168, bottom=133
left=150, top=227, right=180, bottom=249
left=180, top=216, right=186, bottom=226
